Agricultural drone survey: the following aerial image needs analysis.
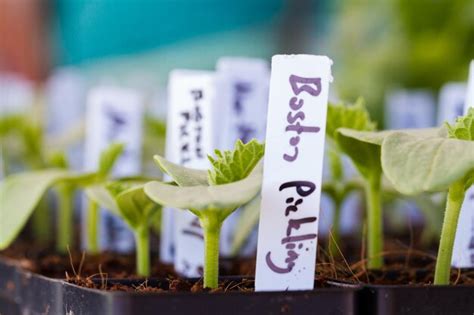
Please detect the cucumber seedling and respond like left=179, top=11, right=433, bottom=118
left=144, top=140, right=264, bottom=288
left=381, top=108, right=474, bottom=284
left=86, top=181, right=160, bottom=276
left=0, top=143, right=124, bottom=253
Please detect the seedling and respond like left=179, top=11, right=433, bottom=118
left=86, top=181, right=160, bottom=276
left=381, top=108, right=474, bottom=284
left=0, top=143, right=125, bottom=253
left=325, top=99, right=375, bottom=257
left=144, top=140, right=264, bottom=288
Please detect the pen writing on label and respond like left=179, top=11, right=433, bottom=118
left=284, top=75, right=322, bottom=162
left=179, top=90, right=204, bottom=165
left=103, top=104, right=135, bottom=161
left=265, top=181, right=317, bottom=274
left=233, top=81, right=256, bottom=143
left=182, top=216, right=204, bottom=240
left=180, top=89, right=205, bottom=241
left=266, top=73, right=324, bottom=274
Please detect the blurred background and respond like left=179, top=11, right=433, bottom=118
left=0, top=0, right=473, bottom=258
left=1, top=0, right=472, bottom=125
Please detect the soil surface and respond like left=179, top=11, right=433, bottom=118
left=2, top=236, right=474, bottom=294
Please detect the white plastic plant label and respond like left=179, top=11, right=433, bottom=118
left=216, top=57, right=270, bottom=257
left=45, top=68, right=87, bottom=171
left=164, top=70, right=217, bottom=276
left=452, top=61, right=474, bottom=268
left=385, top=89, right=436, bottom=129
left=84, top=86, right=144, bottom=252
left=255, top=55, right=332, bottom=291
left=437, top=83, right=466, bottom=125
left=464, top=61, right=474, bottom=114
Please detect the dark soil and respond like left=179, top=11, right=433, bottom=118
left=2, top=234, right=474, bottom=294
left=66, top=277, right=333, bottom=293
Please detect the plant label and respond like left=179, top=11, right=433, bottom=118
left=452, top=61, right=474, bottom=267
left=437, top=83, right=467, bottom=125
left=0, top=74, right=34, bottom=179
left=255, top=55, right=332, bottom=291
left=164, top=70, right=217, bottom=276
left=45, top=68, right=87, bottom=171
left=385, top=89, right=436, bottom=129
left=464, top=61, right=474, bottom=114
left=216, top=57, right=270, bottom=257
left=84, top=86, right=144, bottom=252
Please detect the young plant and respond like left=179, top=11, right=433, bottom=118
left=144, top=140, right=264, bottom=288
left=0, top=143, right=124, bottom=252
left=381, top=109, right=474, bottom=285
left=84, top=143, right=125, bottom=254
left=85, top=181, right=160, bottom=276
left=325, top=99, right=375, bottom=257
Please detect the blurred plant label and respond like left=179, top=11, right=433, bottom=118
left=255, top=55, right=332, bottom=291
left=385, top=89, right=436, bottom=129
left=46, top=69, right=87, bottom=171
left=84, top=86, right=144, bottom=252
left=452, top=61, right=474, bottom=267
left=216, top=57, right=270, bottom=257
left=437, top=83, right=466, bottom=125
left=165, top=70, right=217, bottom=276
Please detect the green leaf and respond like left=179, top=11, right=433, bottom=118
left=381, top=131, right=474, bottom=195
left=98, top=143, right=125, bottom=176
left=208, top=139, right=264, bottom=185
left=335, top=128, right=383, bottom=179
left=86, top=182, right=160, bottom=231
left=335, top=127, right=442, bottom=179
left=230, top=195, right=261, bottom=256
left=326, top=98, right=376, bottom=140
left=48, top=151, right=69, bottom=169
left=0, top=169, right=70, bottom=249
left=153, top=155, right=208, bottom=186
left=445, top=108, right=474, bottom=141
left=144, top=163, right=262, bottom=217
left=116, top=185, right=160, bottom=230
left=85, top=185, right=120, bottom=215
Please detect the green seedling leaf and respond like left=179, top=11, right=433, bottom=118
left=48, top=151, right=69, bottom=169
left=381, top=131, right=474, bottom=195
left=380, top=110, right=474, bottom=285
left=445, top=108, right=474, bottom=141
left=98, top=143, right=125, bottom=176
left=85, top=185, right=120, bottom=214
left=86, top=181, right=160, bottom=276
left=326, top=98, right=376, bottom=140
left=208, top=139, right=265, bottom=185
left=0, top=169, right=69, bottom=249
left=335, top=128, right=384, bottom=178
left=145, top=163, right=262, bottom=216
left=116, top=185, right=160, bottom=230
left=230, top=195, right=261, bottom=256
left=153, top=155, right=208, bottom=186
left=335, top=127, right=442, bottom=179
left=86, top=181, right=160, bottom=230
left=147, top=139, right=264, bottom=288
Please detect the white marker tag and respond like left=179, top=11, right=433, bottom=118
left=216, top=57, right=270, bottom=257
left=464, top=61, right=474, bottom=114
left=385, top=89, right=436, bottom=129
left=165, top=70, right=217, bottom=276
left=452, top=60, right=474, bottom=268
left=255, top=55, right=332, bottom=291
left=84, top=86, right=144, bottom=252
left=437, top=83, right=466, bottom=125
left=45, top=68, right=87, bottom=171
